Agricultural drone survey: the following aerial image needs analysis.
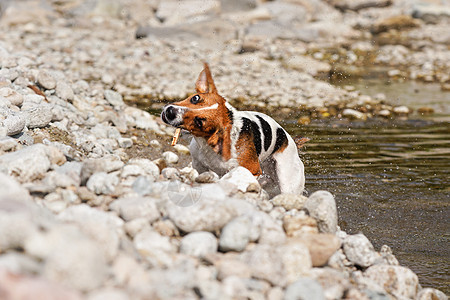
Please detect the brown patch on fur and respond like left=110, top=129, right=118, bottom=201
left=294, top=137, right=310, bottom=149
left=235, top=132, right=262, bottom=176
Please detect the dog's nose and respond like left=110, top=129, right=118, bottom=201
left=165, top=105, right=176, bottom=121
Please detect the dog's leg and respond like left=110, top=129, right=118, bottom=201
left=272, top=142, right=305, bottom=194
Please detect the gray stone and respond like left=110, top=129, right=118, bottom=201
left=162, top=151, right=179, bottom=164
left=22, top=105, right=53, bottom=128
left=220, top=0, right=256, bottom=12
left=180, top=231, right=218, bottom=258
left=0, top=136, right=19, bottom=152
left=132, top=176, right=153, bottom=195
left=120, top=164, right=145, bottom=178
left=166, top=184, right=255, bottom=232
left=243, top=244, right=286, bottom=286
left=219, top=216, right=252, bottom=252
left=156, top=0, right=220, bottom=25
left=195, top=171, right=219, bottom=183
left=0, top=87, right=23, bottom=106
left=310, top=268, right=350, bottom=300
left=412, top=4, right=450, bottom=23
left=56, top=81, right=74, bottom=101
left=58, top=204, right=124, bottom=261
left=343, top=233, right=380, bottom=268
left=416, top=288, right=448, bottom=300
left=219, top=166, right=260, bottom=193
left=104, top=90, right=124, bottom=108
left=304, top=191, right=338, bottom=234
left=110, top=196, right=160, bottom=222
left=162, top=167, right=180, bottom=180
left=80, top=157, right=124, bottom=184
left=0, top=252, right=41, bottom=275
left=284, top=278, right=326, bottom=300
left=271, top=193, right=308, bottom=210
left=118, top=137, right=133, bottom=148
left=330, top=0, right=392, bottom=11
left=364, top=265, right=419, bottom=299
left=128, top=158, right=160, bottom=178
left=262, top=2, right=308, bottom=26
left=86, top=172, right=119, bottom=195
left=133, top=228, right=177, bottom=267
left=25, top=224, right=109, bottom=292
left=1, top=114, right=25, bottom=136
left=37, top=70, right=56, bottom=90
left=0, top=144, right=65, bottom=183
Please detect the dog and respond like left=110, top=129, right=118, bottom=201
left=161, top=63, right=305, bottom=196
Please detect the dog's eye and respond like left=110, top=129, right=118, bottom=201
left=190, top=95, right=201, bottom=104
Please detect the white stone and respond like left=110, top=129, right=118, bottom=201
left=343, top=233, right=380, bottom=267
left=304, top=191, right=338, bottom=234
left=180, top=231, right=218, bottom=258
left=162, top=151, right=179, bottom=164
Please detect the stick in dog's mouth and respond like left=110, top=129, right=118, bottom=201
left=171, top=128, right=181, bottom=146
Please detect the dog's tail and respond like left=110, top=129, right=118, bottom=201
left=294, top=137, right=310, bottom=149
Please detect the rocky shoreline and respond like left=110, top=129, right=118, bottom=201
left=0, top=0, right=448, bottom=299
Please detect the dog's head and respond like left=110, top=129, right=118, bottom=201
left=161, top=63, right=229, bottom=138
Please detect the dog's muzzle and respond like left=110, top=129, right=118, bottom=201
left=161, top=105, right=184, bottom=127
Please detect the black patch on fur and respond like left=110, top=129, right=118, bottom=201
left=272, top=128, right=288, bottom=154
left=227, top=108, right=234, bottom=124
left=256, top=115, right=272, bottom=152
left=241, top=117, right=262, bottom=156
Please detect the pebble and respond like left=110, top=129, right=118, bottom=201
left=86, top=172, right=119, bottom=195
left=219, top=166, right=260, bottom=193
left=179, top=231, right=218, bottom=258
left=297, top=233, right=341, bottom=267
left=284, top=278, right=325, bottom=300
left=162, top=151, right=179, bottom=164
left=304, top=191, right=338, bottom=234
left=0, top=87, right=23, bottom=106
left=173, top=143, right=190, bottom=155
left=195, top=170, right=219, bottom=183
left=343, top=233, right=380, bottom=267
left=110, top=196, right=160, bottom=222
left=1, top=114, right=25, bottom=136
left=104, top=90, right=124, bottom=108
left=364, top=265, right=419, bottom=299
left=271, top=193, right=308, bottom=210
left=56, top=81, right=74, bottom=101
left=37, top=70, right=57, bottom=90
left=22, top=105, right=53, bottom=128
left=219, top=216, right=252, bottom=252
left=342, top=108, right=367, bottom=120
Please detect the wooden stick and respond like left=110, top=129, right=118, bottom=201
left=171, top=128, right=181, bottom=146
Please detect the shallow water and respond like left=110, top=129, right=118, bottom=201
left=284, top=119, right=449, bottom=294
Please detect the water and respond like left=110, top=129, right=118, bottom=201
left=284, top=119, right=450, bottom=293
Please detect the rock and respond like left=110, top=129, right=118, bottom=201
left=133, top=228, right=177, bottom=267
left=271, top=194, right=308, bottom=210
left=110, top=196, right=160, bottom=222
left=364, top=265, right=419, bottom=299
left=284, top=278, right=326, bottom=300
left=86, top=172, right=119, bottom=195
left=243, top=244, right=286, bottom=286
left=342, top=108, right=367, bottom=120
left=128, top=158, right=160, bottom=178
left=162, top=151, right=179, bottom=164
left=215, top=255, right=252, bottom=280
left=0, top=87, right=23, bottom=106
left=104, top=90, right=124, bottom=108
left=416, top=288, right=448, bottom=300
left=0, top=144, right=65, bottom=182
left=304, top=191, right=338, bottom=234
left=173, top=143, right=190, bottom=155
left=343, top=233, right=380, bottom=267
left=37, top=70, right=57, bottom=90
left=118, top=137, right=133, bottom=148
left=0, top=252, right=41, bottom=275
left=412, top=4, right=450, bottom=23
left=393, top=105, right=410, bottom=114
left=166, top=184, right=254, bottom=232
left=56, top=81, right=74, bottom=101
left=180, top=231, right=218, bottom=258
left=87, top=288, right=130, bottom=300
left=22, top=105, right=53, bottom=128
left=219, top=166, right=260, bottom=193
left=156, top=0, right=220, bottom=25
left=283, top=214, right=318, bottom=237
left=162, top=167, right=180, bottom=180
left=220, top=0, right=257, bottom=12
left=1, top=114, right=25, bottom=136
left=330, top=0, right=392, bottom=11
left=310, top=268, right=350, bottom=300
left=25, top=224, right=109, bottom=292
left=372, top=15, right=421, bottom=34
left=132, top=176, right=153, bottom=196
left=281, top=240, right=312, bottom=284
left=219, top=216, right=252, bottom=252
left=0, top=270, right=83, bottom=300
left=58, top=204, right=124, bottom=261
left=297, top=233, right=341, bottom=267
left=195, top=171, right=219, bottom=183
left=283, top=56, right=331, bottom=77
left=0, top=136, right=19, bottom=152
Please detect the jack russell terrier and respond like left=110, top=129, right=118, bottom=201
left=161, top=63, right=305, bottom=196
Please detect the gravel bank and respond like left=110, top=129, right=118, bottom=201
left=0, top=0, right=448, bottom=299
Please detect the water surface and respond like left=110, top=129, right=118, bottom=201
left=284, top=119, right=449, bottom=293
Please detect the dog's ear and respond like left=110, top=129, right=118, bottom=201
left=196, top=63, right=218, bottom=94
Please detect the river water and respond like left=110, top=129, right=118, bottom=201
left=284, top=80, right=449, bottom=293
